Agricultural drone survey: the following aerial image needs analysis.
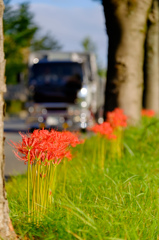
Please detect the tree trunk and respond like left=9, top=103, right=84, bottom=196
left=0, top=0, right=16, bottom=239
left=144, top=0, right=159, bottom=113
left=102, top=0, right=153, bottom=124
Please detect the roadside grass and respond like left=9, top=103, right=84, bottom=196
left=6, top=117, right=159, bottom=239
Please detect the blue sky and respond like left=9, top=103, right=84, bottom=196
left=11, top=0, right=108, bottom=67
left=12, top=0, right=101, bottom=8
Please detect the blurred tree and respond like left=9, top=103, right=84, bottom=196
left=0, top=0, right=16, bottom=238
left=3, top=0, right=37, bottom=84
left=31, top=33, right=62, bottom=51
left=81, top=36, right=106, bottom=78
left=144, top=0, right=159, bottom=113
left=3, top=0, right=62, bottom=84
left=81, top=36, right=97, bottom=53
left=102, top=0, right=153, bottom=124
left=94, top=0, right=153, bottom=124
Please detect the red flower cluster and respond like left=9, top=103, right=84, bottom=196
left=89, top=122, right=116, bottom=139
left=10, top=129, right=83, bottom=165
left=107, top=108, right=127, bottom=129
left=141, top=109, right=155, bottom=117
left=89, top=108, right=127, bottom=138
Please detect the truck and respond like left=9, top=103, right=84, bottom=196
left=26, top=51, right=105, bottom=132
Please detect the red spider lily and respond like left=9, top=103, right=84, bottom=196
left=9, top=129, right=83, bottom=164
left=9, top=132, right=40, bottom=164
left=64, top=151, right=72, bottom=161
left=9, top=129, right=85, bottom=222
left=141, top=109, right=155, bottom=117
left=107, top=108, right=127, bottom=129
left=89, top=122, right=116, bottom=139
left=61, top=131, right=84, bottom=147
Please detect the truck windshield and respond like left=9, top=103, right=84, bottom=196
left=29, top=61, right=83, bottom=103
left=30, top=61, right=83, bottom=86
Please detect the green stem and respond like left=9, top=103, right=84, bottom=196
left=31, top=163, right=35, bottom=221
left=63, top=159, right=67, bottom=195
left=101, top=137, right=105, bottom=170
left=50, top=164, right=57, bottom=199
left=27, top=150, right=31, bottom=222
left=92, top=137, right=97, bottom=171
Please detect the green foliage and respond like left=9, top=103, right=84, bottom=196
left=6, top=117, right=159, bottom=239
left=3, top=0, right=62, bottom=84
left=31, top=33, right=62, bottom=51
left=81, top=36, right=97, bottom=53
left=81, top=36, right=106, bottom=78
left=98, top=68, right=106, bottom=78
left=4, top=1, right=37, bottom=84
left=4, top=1, right=37, bottom=47
left=5, top=100, right=24, bottom=114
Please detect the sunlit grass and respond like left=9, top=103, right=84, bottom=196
left=6, top=117, right=159, bottom=239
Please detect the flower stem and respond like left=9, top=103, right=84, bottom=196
left=27, top=150, right=31, bottom=222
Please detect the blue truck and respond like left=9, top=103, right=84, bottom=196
left=26, top=51, right=105, bottom=132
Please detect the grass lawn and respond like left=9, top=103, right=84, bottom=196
left=6, top=117, right=159, bottom=240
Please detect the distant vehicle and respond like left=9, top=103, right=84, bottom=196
left=26, top=51, right=105, bottom=132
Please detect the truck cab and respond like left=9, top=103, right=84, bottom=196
left=26, top=51, right=103, bottom=132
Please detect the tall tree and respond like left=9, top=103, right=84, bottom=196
left=3, top=0, right=62, bottom=84
left=102, top=0, right=153, bottom=124
left=144, top=0, right=159, bottom=113
left=31, top=33, right=62, bottom=51
left=3, top=1, right=37, bottom=84
left=0, top=0, right=16, bottom=238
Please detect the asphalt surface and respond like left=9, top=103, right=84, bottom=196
left=4, top=117, right=28, bottom=177
left=4, top=117, right=28, bottom=133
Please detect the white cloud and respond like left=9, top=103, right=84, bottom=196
left=30, top=3, right=108, bottom=67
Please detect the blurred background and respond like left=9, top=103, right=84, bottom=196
left=3, top=0, right=107, bottom=176
left=3, top=0, right=159, bottom=176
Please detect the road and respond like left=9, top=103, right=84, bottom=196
left=4, top=117, right=28, bottom=177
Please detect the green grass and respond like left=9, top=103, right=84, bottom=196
left=5, top=100, right=24, bottom=115
left=6, top=117, right=159, bottom=239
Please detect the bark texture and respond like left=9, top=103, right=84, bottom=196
left=102, top=0, right=153, bottom=124
left=144, top=0, right=159, bottom=113
left=0, top=0, right=16, bottom=239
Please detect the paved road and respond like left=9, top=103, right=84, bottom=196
left=4, top=117, right=28, bottom=133
left=4, top=117, right=28, bottom=176
left=4, top=132, right=27, bottom=176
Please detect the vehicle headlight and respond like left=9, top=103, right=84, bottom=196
left=46, top=116, right=58, bottom=125
left=68, top=107, right=80, bottom=116
left=42, top=108, right=47, bottom=115
left=29, top=105, right=46, bottom=115
left=73, top=116, right=80, bottom=122
left=77, top=87, right=87, bottom=98
left=81, top=101, right=87, bottom=108
left=28, top=106, right=34, bottom=113
left=68, top=107, right=74, bottom=115
left=80, top=122, right=87, bottom=129
left=81, top=87, right=87, bottom=95
left=38, top=116, right=44, bottom=123
left=80, top=112, right=86, bottom=120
